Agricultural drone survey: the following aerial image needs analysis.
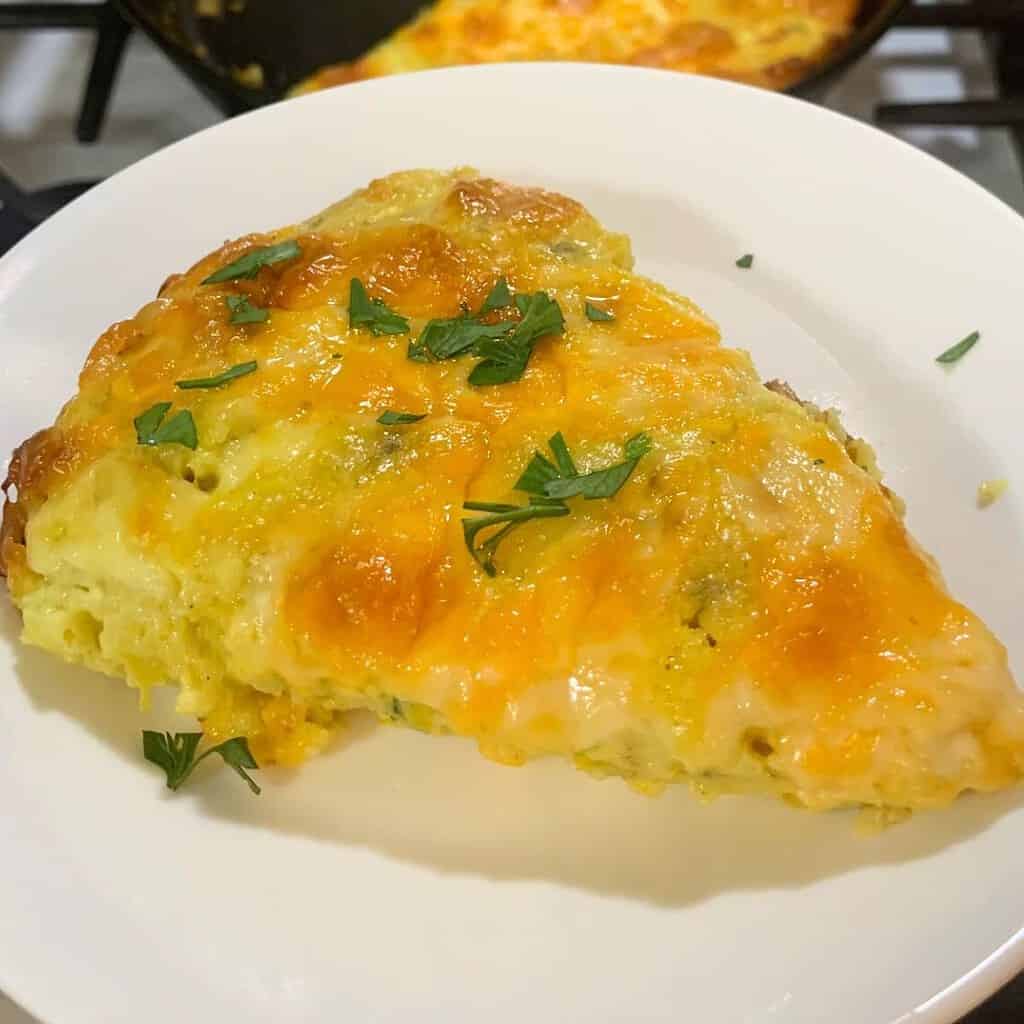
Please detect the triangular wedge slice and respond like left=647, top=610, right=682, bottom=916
left=4, top=169, right=1021, bottom=812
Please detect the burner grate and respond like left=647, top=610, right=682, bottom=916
left=0, top=2, right=132, bottom=142
left=875, top=0, right=1024, bottom=167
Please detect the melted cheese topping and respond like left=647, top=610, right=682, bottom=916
left=4, top=168, right=1022, bottom=811
left=293, top=0, right=861, bottom=94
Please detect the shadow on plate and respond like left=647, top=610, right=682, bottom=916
left=9, top=605, right=1020, bottom=911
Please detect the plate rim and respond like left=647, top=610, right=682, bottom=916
left=3, top=62, right=1024, bottom=281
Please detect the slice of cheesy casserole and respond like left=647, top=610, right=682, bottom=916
left=293, top=0, right=861, bottom=95
left=4, top=168, right=1022, bottom=812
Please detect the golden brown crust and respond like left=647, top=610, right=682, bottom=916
left=2, top=429, right=59, bottom=578
left=447, top=178, right=584, bottom=228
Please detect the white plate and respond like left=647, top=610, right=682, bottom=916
left=1, top=64, right=1022, bottom=1024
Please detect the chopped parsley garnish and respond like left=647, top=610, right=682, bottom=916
left=467, top=336, right=531, bottom=386
left=585, top=301, right=615, bottom=322
left=134, top=402, right=198, bottom=450
left=462, top=500, right=570, bottom=577
left=463, top=430, right=652, bottom=575
left=176, top=360, right=258, bottom=390
left=408, top=315, right=512, bottom=362
left=936, top=331, right=980, bottom=365
left=348, top=278, right=410, bottom=336
left=468, top=291, right=564, bottom=386
left=142, top=731, right=260, bottom=795
left=406, top=285, right=564, bottom=385
left=226, top=295, right=269, bottom=324
left=736, top=253, right=754, bottom=269
left=377, top=410, right=426, bottom=425
left=202, top=240, right=301, bottom=284
left=518, top=432, right=652, bottom=501
left=479, top=276, right=513, bottom=314
left=514, top=431, right=575, bottom=495
left=407, top=277, right=521, bottom=363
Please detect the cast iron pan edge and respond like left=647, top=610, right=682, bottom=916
left=116, top=0, right=908, bottom=115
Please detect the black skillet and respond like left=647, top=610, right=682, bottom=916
left=115, top=0, right=906, bottom=116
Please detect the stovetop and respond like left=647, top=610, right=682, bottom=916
left=828, top=24, right=1024, bottom=211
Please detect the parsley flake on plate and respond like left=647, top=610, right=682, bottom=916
left=936, top=331, right=980, bottom=365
